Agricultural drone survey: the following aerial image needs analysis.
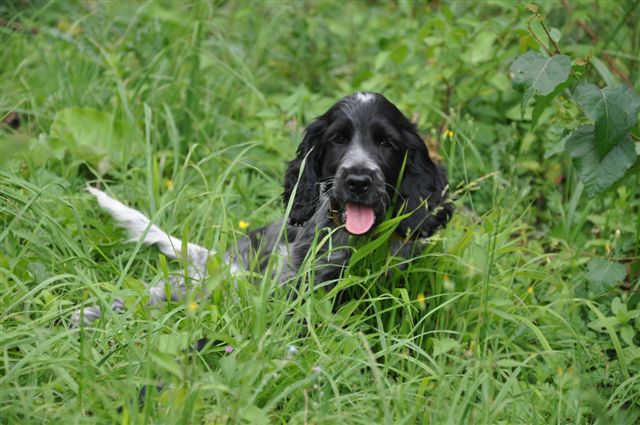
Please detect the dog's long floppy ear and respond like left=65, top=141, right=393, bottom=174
left=282, top=118, right=327, bottom=225
left=396, top=127, right=453, bottom=238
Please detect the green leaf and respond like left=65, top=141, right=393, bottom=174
left=49, top=107, right=142, bottom=173
left=623, top=345, right=640, bottom=363
left=433, top=337, right=460, bottom=357
left=532, top=77, right=573, bottom=129
left=544, top=133, right=569, bottom=159
left=157, top=333, right=191, bottom=355
left=586, top=257, right=626, bottom=293
left=496, top=359, right=528, bottom=368
left=510, top=51, right=571, bottom=118
left=588, top=316, right=619, bottom=332
left=149, top=351, right=184, bottom=381
left=564, top=125, right=638, bottom=197
left=374, top=50, right=390, bottom=70
left=591, top=57, right=617, bottom=87
left=469, top=32, right=496, bottom=64
left=574, top=84, right=640, bottom=158
left=390, top=43, right=409, bottom=64
left=219, top=353, right=238, bottom=382
left=241, top=405, right=270, bottom=425
left=620, top=325, right=636, bottom=347
left=611, top=297, right=625, bottom=316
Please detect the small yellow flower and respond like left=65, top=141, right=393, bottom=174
left=57, top=18, right=83, bottom=36
left=187, top=301, right=198, bottom=312
left=417, top=293, right=426, bottom=310
left=465, top=340, right=476, bottom=356
left=238, top=220, right=250, bottom=230
left=527, top=286, right=534, bottom=295
left=443, top=274, right=454, bottom=292
left=164, top=179, right=174, bottom=190
left=444, top=129, right=455, bottom=139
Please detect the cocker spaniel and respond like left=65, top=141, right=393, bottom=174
left=73, top=92, right=452, bottom=326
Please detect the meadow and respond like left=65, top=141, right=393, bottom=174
left=1, top=1, right=639, bottom=424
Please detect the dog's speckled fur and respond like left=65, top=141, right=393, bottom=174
left=72, top=92, right=452, bottom=326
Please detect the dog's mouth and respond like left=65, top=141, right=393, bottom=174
left=342, top=202, right=376, bottom=235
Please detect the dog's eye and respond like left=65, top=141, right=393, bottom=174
left=379, top=138, right=393, bottom=148
left=331, top=134, right=347, bottom=144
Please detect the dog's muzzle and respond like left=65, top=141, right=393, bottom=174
left=331, top=168, right=387, bottom=235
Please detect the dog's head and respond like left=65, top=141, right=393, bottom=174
left=283, top=92, right=452, bottom=238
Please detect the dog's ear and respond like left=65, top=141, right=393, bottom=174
left=282, top=118, right=327, bottom=225
left=396, top=128, right=453, bottom=238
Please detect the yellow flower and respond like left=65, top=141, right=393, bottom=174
left=443, top=274, right=454, bottom=292
left=444, top=129, right=455, bottom=139
left=527, top=286, right=534, bottom=295
left=238, top=220, right=250, bottom=230
left=417, top=293, right=426, bottom=310
left=187, top=302, right=198, bottom=312
left=164, top=179, right=174, bottom=190
left=465, top=340, right=476, bottom=356
left=57, top=18, right=83, bottom=36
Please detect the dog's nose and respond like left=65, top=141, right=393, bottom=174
left=346, top=174, right=372, bottom=194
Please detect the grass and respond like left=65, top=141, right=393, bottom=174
left=1, top=1, right=639, bottom=424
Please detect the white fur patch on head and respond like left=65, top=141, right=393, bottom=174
left=340, top=92, right=377, bottom=120
left=355, top=92, right=375, bottom=103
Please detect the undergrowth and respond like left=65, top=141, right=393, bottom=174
left=1, top=1, right=639, bottom=424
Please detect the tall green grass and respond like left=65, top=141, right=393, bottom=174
left=2, top=1, right=638, bottom=424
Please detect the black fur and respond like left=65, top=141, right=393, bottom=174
left=282, top=118, right=327, bottom=225
left=77, top=92, right=453, bottom=327
left=283, top=92, right=452, bottom=239
left=395, top=127, right=453, bottom=238
left=80, top=93, right=453, bottom=411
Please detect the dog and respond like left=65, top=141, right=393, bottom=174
left=72, top=92, right=452, bottom=326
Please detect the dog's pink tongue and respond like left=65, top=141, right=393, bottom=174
left=345, top=203, right=375, bottom=235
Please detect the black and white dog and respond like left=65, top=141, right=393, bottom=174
left=73, top=92, right=452, bottom=325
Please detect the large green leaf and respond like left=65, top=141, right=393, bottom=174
left=574, top=84, right=640, bottom=159
left=532, top=77, right=574, bottom=129
left=469, top=32, right=496, bottom=64
left=149, top=351, right=184, bottom=381
left=49, top=107, right=141, bottom=173
left=586, top=257, right=626, bottom=294
left=510, top=51, right=571, bottom=118
left=564, top=125, right=638, bottom=197
left=433, top=337, right=460, bottom=357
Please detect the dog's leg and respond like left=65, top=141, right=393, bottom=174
left=70, top=188, right=215, bottom=327
left=71, top=298, right=125, bottom=327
